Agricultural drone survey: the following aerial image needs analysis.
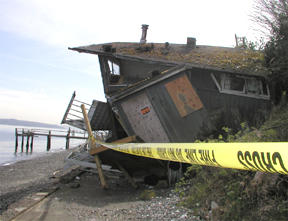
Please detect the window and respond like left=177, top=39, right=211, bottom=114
left=108, top=60, right=120, bottom=75
left=211, top=73, right=270, bottom=100
left=222, top=75, right=245, bottom=92
left=245, top=78, right=262, bottom=95
left=105, top=58, right=120, bottom=83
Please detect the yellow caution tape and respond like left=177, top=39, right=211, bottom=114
left=92, top=139, right=288, bottom=175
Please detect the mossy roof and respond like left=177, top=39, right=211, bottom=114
left=70, top=42, right=268, bottom=76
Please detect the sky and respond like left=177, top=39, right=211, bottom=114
left=0, top=0, right=261, bottom=124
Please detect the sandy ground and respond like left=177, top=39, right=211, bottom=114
left=0, top=148, right=197, bottom=221
left=0, top=150, right=71, bottom=214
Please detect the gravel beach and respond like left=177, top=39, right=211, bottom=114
left=0, top=148, right=197, bottom=221
left=0, top=150, right=71, bottom=214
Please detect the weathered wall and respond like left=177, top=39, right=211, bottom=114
left=113, top=68, right=271, bottom=142
left=187, top=68, right=271, bottom=129
left=119, top=59, right=172, bottom=81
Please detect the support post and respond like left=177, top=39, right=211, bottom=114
left=15, top=128, right=18, bottom=153
left=66, top=128, right=70, bottom=149
left=235, top=34, right=238, bottom=47
left=81, top=104, right=108, bottom=189
left=21, top=129, right=24, bottom=152
left=47, top=131, right=51, bottom=151
left=26, top=134, right=30, bottom=152
left=30, top=134, right=34, bottom=152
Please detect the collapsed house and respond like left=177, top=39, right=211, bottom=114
left=62, top=25, right=271, bottom=184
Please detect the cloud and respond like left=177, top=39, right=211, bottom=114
left=0, top=0, right=137, bottom=45
left=0, top=86, right=105, bottom=125
left=0, top=0, right=259, bottom=125
left=0, top=0, right=93, bottom=45
left=0, top=0, right=257, bottom=47
left=0, top=88, right=65, bottom=124
left=0, top=51, right=99, bottom=77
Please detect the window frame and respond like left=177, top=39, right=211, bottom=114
left=103, top=57, right=121, bottom=84
left=211, top=73, right=270, bottom=100
left=108, top=59, right=120, bottom=76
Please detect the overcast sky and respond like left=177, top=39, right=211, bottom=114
left=0, top=0, right=261, bottom=124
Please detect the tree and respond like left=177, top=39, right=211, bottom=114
left=253, top=0, right=288, bottom=104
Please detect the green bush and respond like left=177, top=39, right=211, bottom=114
left=175, top=105, right=288, bottom=220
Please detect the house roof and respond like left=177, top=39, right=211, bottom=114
left=69, top=42, right=268, bottom=76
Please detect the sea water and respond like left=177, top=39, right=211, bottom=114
left=0, top=124, right=85, bottom=166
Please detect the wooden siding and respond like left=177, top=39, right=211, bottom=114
left=113, top=68, right=271, bottom=142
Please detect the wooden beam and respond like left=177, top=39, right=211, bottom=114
left=89, top=135, right=137, bottom=155
left=89, top=146, right=108, bottom=155
left=30, top=135, right=34, bottom=152
left=21, top=129, right=24, bottom=152
left=26, top=135, right=30, bottom=152
left=47, top=131, right=51, bottom=151
left=113, top=135, right=137, bottom=144
left=81, top=104, right=108, bottom=189
left=94, top=155, right=107, bottom=189
left=66, top=128, right=70, bottom=150
left=15, top=128, right=18, bottom=153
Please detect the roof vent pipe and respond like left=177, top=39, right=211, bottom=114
left=140, top=24, right=149, bottom=44
left=187, top=37, right=196, bottom=49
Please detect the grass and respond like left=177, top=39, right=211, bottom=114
left=175, top=103, right=288, bottom=221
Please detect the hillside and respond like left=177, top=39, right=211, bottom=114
left=176, top=104, right=288, bottom=221
left=0, top=119, right=63, bottom=129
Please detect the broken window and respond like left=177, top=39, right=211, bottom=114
left=245, top=78, right=262, bottom=95
left=108, top=60, right=120, bottom=75
left=211, top=73, right=270, bottom=99
left=222, top=75, right=245, bottom=92
left=105, top=58, right=120, bottom=83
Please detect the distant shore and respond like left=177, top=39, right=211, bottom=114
left=0, top=118, right=64, bottom=129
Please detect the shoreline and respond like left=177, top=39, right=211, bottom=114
left=0, top=148, right=69, bottom=167
left=0, top=142, right=84, bottom=167
left=0, top=123, right=86, bottom=166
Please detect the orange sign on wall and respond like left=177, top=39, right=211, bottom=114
left=141, top=106, right=150, bottom=115
left=165, top=75, right=203, bottom=117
